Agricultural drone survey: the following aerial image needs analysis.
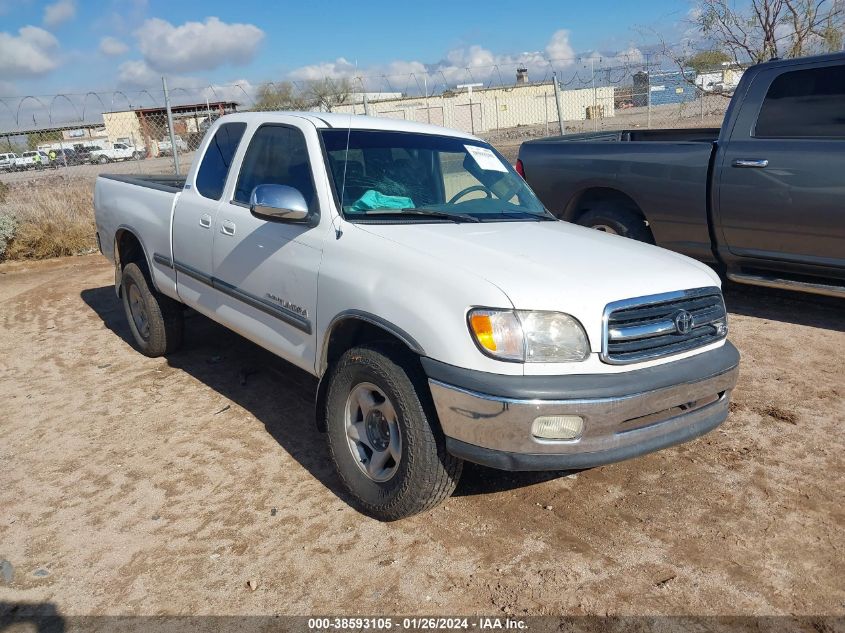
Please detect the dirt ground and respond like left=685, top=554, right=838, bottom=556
left=0, top=254, right=843, bottom=618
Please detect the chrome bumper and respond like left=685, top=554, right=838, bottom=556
left=427, top=344, right=739, bottom=471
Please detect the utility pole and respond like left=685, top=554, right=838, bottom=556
left=552, top=72, right=565, bottom=135
left=162, top=76, right=180, bottom=177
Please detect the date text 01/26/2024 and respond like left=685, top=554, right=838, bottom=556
left=307, top=617, right=528, bottom=630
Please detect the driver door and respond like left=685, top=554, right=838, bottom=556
left=210, top=121, right=323, bottom=372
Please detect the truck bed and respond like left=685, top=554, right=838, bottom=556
left=519, top=130, right=719, bottom=261
left=94, top=172, right=185, bottom=300
left=532, top=128, right=721, bottom=143
left=99, top=173, right=187, bottom=193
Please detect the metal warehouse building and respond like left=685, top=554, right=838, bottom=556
left=102, top=101, right=238, bottom=156
left=633, top=69, right=698, bottom=107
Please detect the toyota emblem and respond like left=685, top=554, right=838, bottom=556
left=673, top=310, right=693, bottom=335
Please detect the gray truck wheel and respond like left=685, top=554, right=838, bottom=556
left=120, top=262, right=184, bottom=357
left=578, top=205, right=654, bottom=243
left=325, top=343, right=463, bottom=521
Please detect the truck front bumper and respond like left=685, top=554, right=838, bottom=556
left=423, top=342, right=740, bottom=471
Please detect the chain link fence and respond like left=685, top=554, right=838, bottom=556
left=0, top=52, right=735, bottom=260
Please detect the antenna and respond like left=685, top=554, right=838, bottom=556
left=333, top=64, right=358, bottom=239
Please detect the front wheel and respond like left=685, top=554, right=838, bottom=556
left=120, top=262, right=184, bottom=357
left=98, top=155, right=109, bottom=164
left=325, top=344, right=463, bottom=521
left=577, top=204, right=654, bottom=243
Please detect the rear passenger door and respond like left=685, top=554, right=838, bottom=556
left=172, top=121, right=247, bottom=311
left=716, top=60, right=845, bottom=270
left=210, top=122, right=324, bottom=372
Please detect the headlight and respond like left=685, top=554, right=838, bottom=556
left=468, top=309, right=590, bottom=363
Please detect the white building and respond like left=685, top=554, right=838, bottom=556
left=333, top=83, right=615, bottom=135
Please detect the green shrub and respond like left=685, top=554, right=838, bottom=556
left=0, top=210, right=17, bottom=260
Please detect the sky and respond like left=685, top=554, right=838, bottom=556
left=0, top=0, right=694, bottom=125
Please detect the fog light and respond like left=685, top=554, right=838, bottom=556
left=531, top=415, right=584, bottom=441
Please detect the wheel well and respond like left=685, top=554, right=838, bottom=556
left=114, top=229, right=147, bottom=296
left=115, top=229, right=146, bottom=269
left=315, top=318, right=420, bottom=432
left=566, top=187, right=644, bottom=224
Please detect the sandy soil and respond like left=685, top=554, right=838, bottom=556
left=0, top=254, right=843, bottom=618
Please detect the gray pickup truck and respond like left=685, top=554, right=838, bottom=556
left=518, top=52, right=845, bottom=298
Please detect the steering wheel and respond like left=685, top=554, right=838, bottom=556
left=448, top=185, right=494, bottom=205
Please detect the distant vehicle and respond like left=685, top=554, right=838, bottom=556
left=90, top=143, right=145, bottom=164
left=14, top=151, right=50, bottom=170
left=74, top=145, right=102, bottom=163
left=52, top=148, right=83, bottom=166
left=0, top=152, right=19, bottom=170
left=158, top=135, right=188, bottom=156
left=518, top=51, right=845, bottom=299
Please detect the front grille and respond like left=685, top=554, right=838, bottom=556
left=602, top=287, right=727, bottom=364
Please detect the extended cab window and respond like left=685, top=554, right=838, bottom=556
left=755, top=64, right=845, bottom=138
left=234, top=125, right=317, bottom=210
left=195, top=122, right=247, bottom=200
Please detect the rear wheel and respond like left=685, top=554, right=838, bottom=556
left=577, top=204, right=654, bottom=243
left=120, top=262, right=183, bottom=357
left=98, top=155, right=109, bottom=164
left=325, top=343, right=463, bottom=520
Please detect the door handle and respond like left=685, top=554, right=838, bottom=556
left=221, top=220, right=236, bottom=236
left=732, top=159, right=769, bottom=168
left=199, top=214, right=212, bottom=228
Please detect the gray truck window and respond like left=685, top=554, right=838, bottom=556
left=234, top=125, right=317, bottom=209
left=755, top=64, right=845, bottom=138
left=195, top=122, right=247, bottom=200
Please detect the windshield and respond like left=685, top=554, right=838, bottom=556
left=320, top=130, right=550, bottom=222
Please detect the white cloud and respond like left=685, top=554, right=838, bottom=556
left=99, top=36, right=129, bottom=56
left=288, top=30, right=580, bottom=90
left=135, top=17, right=264, bottom=73
left=545, top=30, right=575, bottom=61
left=43, top=0, right=76, bottom=28
left=117, top=59, right=158, bottom=87
left=0, top=80, right=16, bottom=96
left=0, top=26, right=60, bottom=77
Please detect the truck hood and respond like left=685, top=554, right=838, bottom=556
left=356, top=219, right=720, bottom=352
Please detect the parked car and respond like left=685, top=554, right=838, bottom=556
left=518, top=51, right=845, bottom=298
left=73, top=145, right=103, bottom=163
left=0, top=152, right=19, bottom=170
left=14, top=150, right=50, bottom=170
left=157, top=135, right=188, bottom=156
left=90, top=143, right=145, bottom=164
left=52, top=148, right=83, bottom=166
left=94, top=112, right=739, bottom=520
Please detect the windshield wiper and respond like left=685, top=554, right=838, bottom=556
left=495, top=210, right=557, bottom=221
left=361, top=208, right=481, bottom=223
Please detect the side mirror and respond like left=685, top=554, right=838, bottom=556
left=249, top=184, right=309, bottom=221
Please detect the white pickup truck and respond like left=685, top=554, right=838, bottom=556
left=94, top=112, right=739, bottom=520
left=90, top=143, right=144, bottom=164
left=157, top=135, right=188, bottom=156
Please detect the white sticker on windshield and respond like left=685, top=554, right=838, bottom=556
left=465, top=145, right=508, bottom=172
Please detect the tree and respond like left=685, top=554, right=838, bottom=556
left=306, top=78, right=352, bottom=112
left=685, top=49, right=733, bottom=72
left=27, top=130, right=62, bottom=150
left=254, top=82, right=310, bottom=112
left=693, top=0, right=844, bottom=65
left=253, top=78, right=353, bottom=113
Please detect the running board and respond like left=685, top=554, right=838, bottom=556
left=727, top=272, right=845, bottom=299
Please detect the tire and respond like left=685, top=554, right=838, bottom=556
left=120, top=262, right=184, bottom=357
left=577, top=204, right=654, bottom=243
left=325, top=343, right=463, bottom=521
left=132, top=152, right=141, bottom=160
left=98, top=155, right=108, bottom=164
